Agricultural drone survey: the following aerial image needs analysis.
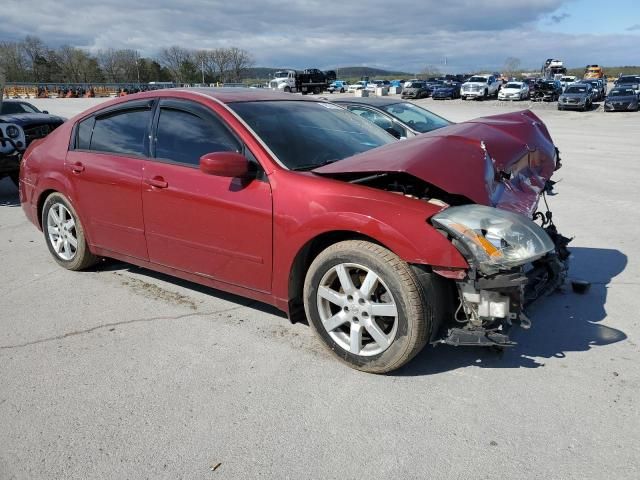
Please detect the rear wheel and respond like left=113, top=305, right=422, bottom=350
left=303, top=240, right=436, bottom=373
left=42, top=192, right=98, bottom=270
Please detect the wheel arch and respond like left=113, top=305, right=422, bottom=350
left=286, top=230, right=393, bottom=323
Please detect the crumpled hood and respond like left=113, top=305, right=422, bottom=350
left=314, top=110, right=558, bottom=217
left=0, top=113, right=66, bottom=126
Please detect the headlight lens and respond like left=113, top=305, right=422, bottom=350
left=432, top=205, right=555, bottom=274
left=6, top=125, right=20, bottom=138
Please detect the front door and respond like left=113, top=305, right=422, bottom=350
left=141, top=98, right=273, bottom=293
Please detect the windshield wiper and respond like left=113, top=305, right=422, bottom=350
left=290, top=159, right=339, bottom=171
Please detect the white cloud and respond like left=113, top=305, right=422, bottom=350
left=1, top=0, right=638, bottom=71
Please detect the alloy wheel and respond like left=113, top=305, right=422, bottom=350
left=316, top=263, right=398, bottom=356
left=47, top=203, right=78, bottom=261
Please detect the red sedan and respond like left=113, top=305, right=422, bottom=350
left=20, top=89, right=565, bottom=373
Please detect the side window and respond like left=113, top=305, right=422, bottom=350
left=76, top=117, right=95, bottom=150
left=154, top=107, right=241, bottom=166
left=90, top=108, right=151, bottom=156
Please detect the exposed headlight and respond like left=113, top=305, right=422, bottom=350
left=6, top=125, right=20, bottom=138
left=432, top=205, right=555, bottom=275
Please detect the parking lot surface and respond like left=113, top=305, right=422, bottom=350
left=1, top=95, right=639, bottom=479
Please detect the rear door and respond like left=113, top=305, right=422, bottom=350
left=66, top=100, right=154, bottom=260
left=141, top=98, right=273, bottom=293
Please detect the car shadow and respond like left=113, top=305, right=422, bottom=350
left=0, top=178, right=20, bottom=207
left=90, top=259, right=288, bottom=319
left=395, top=247, right=628, bottom=376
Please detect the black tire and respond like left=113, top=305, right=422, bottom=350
left=284, top=86, right=291, bottom=93
left=483, top=89, right=488, bottom=99
left=9, top=173, right=19, bottom=187
left=340, top=88, right=345, bottom=93
left=557, top=105, right=563, bottom=110
left=313, top=86, right=321, bottom=95
left=303, top=240, right=437, bottom=373
left=42, top=192, right=98, bottom=271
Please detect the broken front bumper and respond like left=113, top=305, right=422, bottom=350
left=436, top=223, right=571, bottom=348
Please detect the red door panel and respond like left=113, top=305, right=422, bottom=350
left=142, top=162, right=273, bottom=293
left=66, top=150, right=147, bottom=260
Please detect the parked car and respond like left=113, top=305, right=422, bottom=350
left=431, top=82, right=461, bottom=100
left=460, top=74, right=501, bottom=100
left=0, top=100, right=65, bottom=146
left=613, top=75, right=640, bottom=95
left=560, top=76, right=577, bottom=90
left=19, top=89, right=566, bottom=373
left=557, top=83, right=593, bottom=111
left=531, top=80, right=562, bottom=101
left=424, top=81, right=445, bottom=97
left=604, top=87, right=639, bottom=112
left=347, top=81, right=367, bottom=92
left=327, top=80, right=349, bottom=93
left=498, top=81, right=530, bottom=101
left=400, top=81, right=430, bottom=99
left=0, top=121, right=26, bottom=186
left=332, top=97, right=451, bottom=138
left=0, top=100, right=65, bottom=186
left=581, top=78, right=605, bottom=101
left=366, top=80, right=391, bottom=92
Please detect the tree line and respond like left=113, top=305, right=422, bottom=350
left=0, top=36, right=254, bottom=84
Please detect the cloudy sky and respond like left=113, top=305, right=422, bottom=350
left=2, top=0, right=639, bottom=72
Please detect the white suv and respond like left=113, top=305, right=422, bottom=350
left=461, top=75, right=500, bottom=100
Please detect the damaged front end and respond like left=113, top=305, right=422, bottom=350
left=431, top=203, right=570, bottom=348
left=313, top=110, right=572, bottom=347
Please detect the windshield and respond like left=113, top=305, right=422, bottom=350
left=609, top=89, right=635, bottom=97
left=0, top=102, right=40, bottom=114
left=380, top=102, right=451, bottom=133
left=618, top=76, right=640, bottom=84
left=405, top=82, right=424, bottom=88
left=565, top=86, right=587, bottom=94
left=468, top=77, right=487, bottom=83
left=505, top=83, right=522, bottom=89
left=274, top=71, right=290, bottom=78
left=561, top=77, right=574, bottom=82
left=229, top=101, right=395, bottom=170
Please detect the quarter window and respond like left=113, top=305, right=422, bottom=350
left=154, top=107, right=240, bottom=166
left=76, top=117, right=94, bottom=150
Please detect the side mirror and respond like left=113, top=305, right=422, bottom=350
left=200, top=151, right=250, bottom=178
left=42, top=110, right=49, bottom=114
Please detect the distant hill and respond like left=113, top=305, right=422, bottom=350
left=331, top=67, right=415, bottom=79
left=244, top=66, right=414, bottom=80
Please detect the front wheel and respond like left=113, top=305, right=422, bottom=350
left=340, top=88, right=345, bottom=93
left=42, top=192, right=98, bottom=270
left=303, top=240, right=436, bottom=373
left=284, top=86, right=291, bottom=93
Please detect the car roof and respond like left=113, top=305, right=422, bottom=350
left=331, top=97, right=404, bottom=107
left=175, top=87, right=319, bottom=103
